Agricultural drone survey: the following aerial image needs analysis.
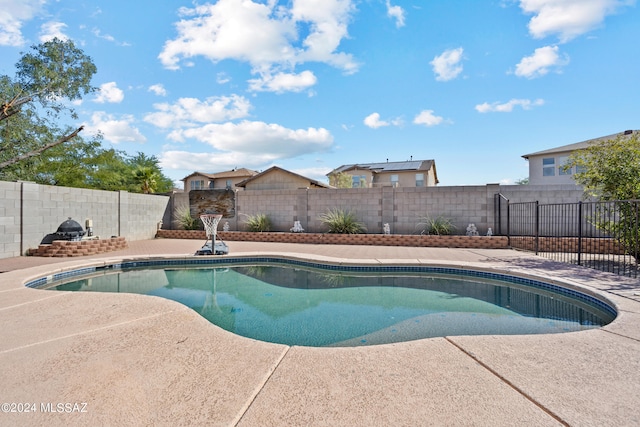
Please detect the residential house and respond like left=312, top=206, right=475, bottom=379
left=522, top=130, right=637, bottom=185
left=327, top=159, right=438, bottom=188
left=236, top=166, right=333, bottom=190
left=182, top=168, right=258, bottom=192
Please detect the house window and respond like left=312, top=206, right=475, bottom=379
left=352, top=175, right=366, bottom=188
left=558, top=156, right=571, bottom=175
left=575, top=165, right=587, bottom=174
left=190, top=180, right=205, bottom=190
left=415, top=173, right=425, bottom=187
left=226, top=179, right=232, bottom=189
left=390, top=174, right=399, bottom=187
left=542, top=158, right=555, bottom=176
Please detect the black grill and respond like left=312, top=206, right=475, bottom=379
left=40, top=218, right=86, bottom=244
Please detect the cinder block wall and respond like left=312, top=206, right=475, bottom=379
left=498, top=184, right=585, bottom=203
left=237, top=190, right=300, bottom=231
left=0, top=181, right=170, bottom=258
left=0, top=181, right=21, bottom=257
left=120, top=192, right=171, bottom=241
left=223, top=183, right=584, bottom=235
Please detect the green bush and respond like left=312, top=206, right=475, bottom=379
left=417, top=214, right=456, bottom=235
left=319, top=208, right=367, bottom=234
left=174, top=204, right=199, bottom=230
left=243, top=213, right=271, bottom=232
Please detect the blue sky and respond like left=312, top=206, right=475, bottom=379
left=1, top=0, right=638, bottom=187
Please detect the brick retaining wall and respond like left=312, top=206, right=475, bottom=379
left=510, top=236, right=626, bottom=254
left=156, top=230, right=509, bottom=249
left=27, top=237, right=128, bottom=257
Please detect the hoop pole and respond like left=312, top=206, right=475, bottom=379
left=200, top=214, right=222, bottom=252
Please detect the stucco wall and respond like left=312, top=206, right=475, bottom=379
left=0, top=181, right=169, bottom=258
left=527, top=152, right=578, bottom=186
left=183, top=174, right=253, bottom=191
left=243, top=169, right=311, bottom=190
left=342, top=168, right=436, bottom=188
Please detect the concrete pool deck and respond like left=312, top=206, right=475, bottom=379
left=0, top=239, right=639, bottom=426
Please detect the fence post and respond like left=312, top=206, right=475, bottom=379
left=495, top=193, right=508, bottom=236
left=577, top=201, right=583, bottom=266
left=495, top=194, right=499, bottom=234
left=535, top=201, right=539, bottom=255
left=506, top=199, right=511, bottom=246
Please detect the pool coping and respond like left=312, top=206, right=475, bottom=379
left=1, top=240, right=639, bottom=426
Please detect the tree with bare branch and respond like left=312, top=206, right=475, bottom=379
left=0, top=38, right=97, bottom=173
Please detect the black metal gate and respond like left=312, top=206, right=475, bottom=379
left=495, top=194, right=639, bottom=278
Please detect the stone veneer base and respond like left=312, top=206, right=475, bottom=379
left=28, top=237, right=128, bottom=257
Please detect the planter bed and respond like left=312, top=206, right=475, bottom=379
left=28, top=237, right=128, bottom=257
left=156, top=230, right=509, bottom=249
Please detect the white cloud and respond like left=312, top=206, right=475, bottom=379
left=158, top=0, right=358, bottom=92
left=475, top=98, right=545, bottom=113
left=291, top=166, right=332, bottom=183
left=83, top=111, right=146, bottom=144
left=514, top=45, right=569, bottom=78
left=0, top=0, right=46, bottom=46
left=430, top=47, right=464, bottom=81
left=248, top=70, right=317, bottom=93
left=160, top=151, right=265, bottom=172
left=92, top=27, right=131, bottom=46
left=364, top=112, right=389, bottom=129
left=148, top=84, right=167, bottom=97
left=39, top=21, right=68, bottom=42
left=413, top=110, right=444, bottom=126
left=386, top=0, right=406, bottom=28
left=289, top=0, right=357, bottom=71
left=159, top=120, right=334, bottom=171
left=159, top=1, right=294, bottom=70
left=178, top=121, right=333, bottom=155
left=363, top=112, right=403, bottom=128
left=92, top=28, right=114, bottom=42
left=144, top=95, right=252, bottom=129
left=94, top=82, right=125, bottom=104
left=519, top=0, right=634, bottom=42
left=216, top=72, right=231, bottom=84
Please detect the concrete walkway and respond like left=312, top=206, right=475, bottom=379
left=0, top=239, right=639, bottom=426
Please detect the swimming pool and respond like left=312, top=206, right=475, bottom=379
left=33, top=257, right=616, bottom=347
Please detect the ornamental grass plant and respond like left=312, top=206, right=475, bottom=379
left=417, top=214, right=456, bottom=235
left=174, top=204, right=199, bottom=230
left=243, top=213, right=272, bottom=232
left=319, top=208, right=367, bottom=234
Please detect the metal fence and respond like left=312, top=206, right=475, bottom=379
left=494, top=195, right=639, bottom=278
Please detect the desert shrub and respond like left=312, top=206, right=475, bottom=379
left=243, top=213, right=271, bottom=232
left=417, top=214, right=456, bottom=235
left=174, top=204, right=199, bottom=230
left=319, top=208, right=367, bottom=234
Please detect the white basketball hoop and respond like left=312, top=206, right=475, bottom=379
left=197, top=214, right=228, bottom=255
left=200, top=214, right=223, bottom=239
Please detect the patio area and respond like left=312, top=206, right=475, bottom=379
left=1, top=239, right=639, bottom=426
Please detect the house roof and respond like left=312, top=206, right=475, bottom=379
left=181, top=168, right=258, bottom=182
left=329, top=159, right=435, bottom=174
left=236, top=166, right=332, bottom=189
left=522, top=130, right=638, bottom=159
left=328, top=159, right=438, bottom=184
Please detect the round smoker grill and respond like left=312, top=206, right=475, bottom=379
left=54, top=218, right=86, bottom=241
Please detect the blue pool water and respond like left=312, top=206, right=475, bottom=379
left=43, top=262, right=615, bottom=347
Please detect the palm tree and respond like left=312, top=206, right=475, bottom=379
left=133, top=166, right=159, bottom=194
